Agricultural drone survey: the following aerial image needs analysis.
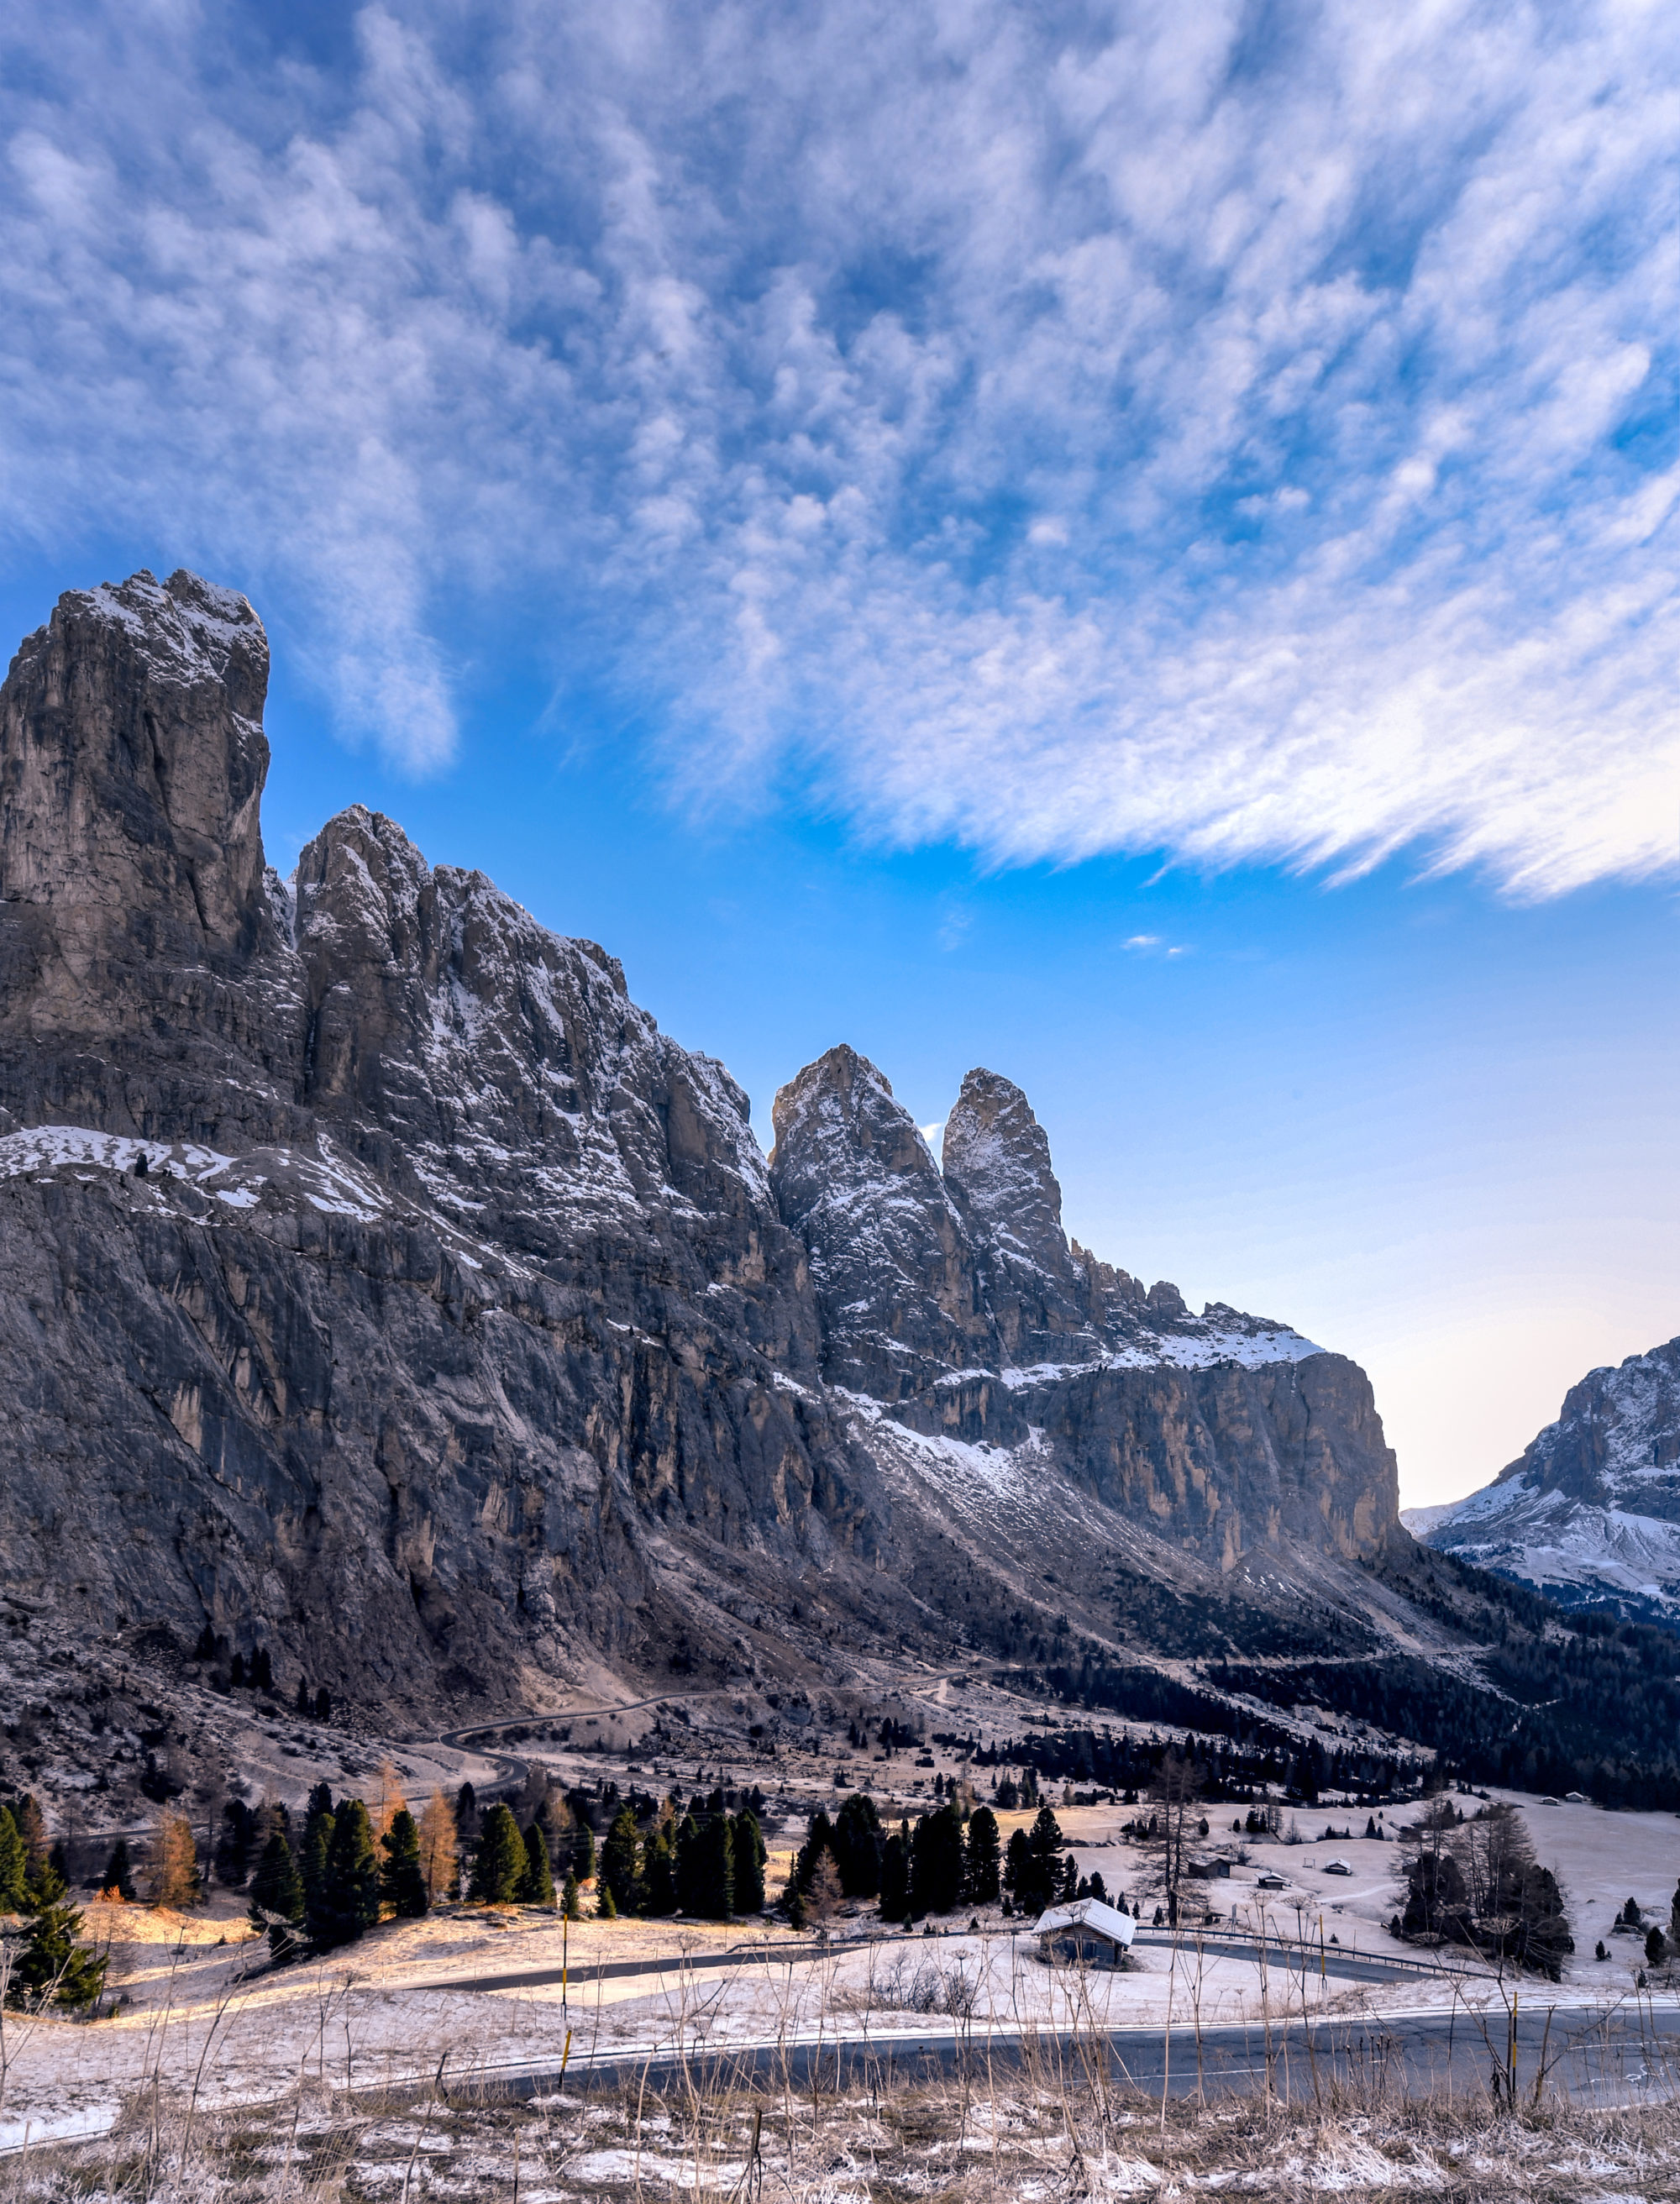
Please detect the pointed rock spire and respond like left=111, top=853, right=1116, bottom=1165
left=769, top=1044, right=992, bottom=1400
left=940, top=1068, right=1092, bottom=1363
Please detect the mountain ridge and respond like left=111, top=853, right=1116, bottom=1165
left=4, top=567, right=1570, bottom=1833
left=1412, top=1335, right=1680, bottom=1627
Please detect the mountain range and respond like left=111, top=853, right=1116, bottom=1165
left=3, top=568, right=1677, bottom=1814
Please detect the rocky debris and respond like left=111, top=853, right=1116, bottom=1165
left=0, top=569, right=1408, bottom=1728
left=1413, top=1336, right=1680, bottom=1624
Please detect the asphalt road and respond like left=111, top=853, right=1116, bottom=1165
left=461, top=1998, right=1680, bottom=2109
left=394, top=1925, right=1459, bottom=1998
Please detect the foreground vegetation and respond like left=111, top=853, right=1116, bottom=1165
left=6, top=2039, right=1680, bottom=2201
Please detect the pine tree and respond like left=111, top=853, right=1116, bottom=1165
left=296, top=1678, right=311, bottom=1715
left=642, top=1829, right=678, bottom=1917
left=252, top=1648, right=274, bottom=1692
left=832, top=1793, right=883, bottom=1897
left=149, top=1811, right=202, bottom=1909
left=417, top=1792, right=459, bottom=1904
left=102, top=1837, right=138, bottom=1902
left=248, top=1831, right=306, bottom=1960
left=6, top=1872, right=108, bottom=2012
left=300, top=1805, right=335, bottom=1930
left=379, top=1809, right=429, bottom=1918
left=673, top=1814, right=702, bottom=1913
left=309, top=1798, right=381, bottom=1949
left=964, top=1807, right=1001, bottom=1904
left=731, top=1811, right=766, bottom=1913
left=454, top=1782, right=480, bottom=1844
left=791, top=1811, right=836, bottom=1897
left=690, top=1814, right=733, bottom=1920
left=518, top=1823, right=556, bottom=1907
left=878, top=1831, right=910, bottom=1923
left=570, top=1819, right=596, bottom=1885
left=909, top=1804, right=965, bottom=1915
left=214, top=1800, right=254, bottom=1887
left=469, top=1803, right=526, bottom=1905
left=562, top=1872, right=581, bottom=1920
left=0, top=1808, right=27, bottom=1911
left=596, top=1879, right=617, bottom=1919
left=599, top=1806, right=642, bottom=1914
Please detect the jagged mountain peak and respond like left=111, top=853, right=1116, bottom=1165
left=769, top=1042, right=987, bottom=1402
left=941, top=1067, right=1089, bottom=1364
left=25, top=567, right=268, bottom=697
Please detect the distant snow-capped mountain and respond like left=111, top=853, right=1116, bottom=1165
left=1407, top=1336, right=1680, bottom=1626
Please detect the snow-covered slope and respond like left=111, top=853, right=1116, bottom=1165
left=1413, top=1337, right=1680, bottom=1625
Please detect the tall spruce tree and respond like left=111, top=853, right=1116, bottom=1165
left=6, top=1871, right=108, bottom=2012
left=879, top=1830, right=911, bottom=1923
left=518, top=1823, right=556, bottom=1907
left=381, top=1809, right=430, bottom=1919
left=570, top=1820, right=596, bottom=1884
left=599, top=1806, right=642, bottom=1914
left=562, top=1871, right=581, bottom=1919
left=308, top=1799, right=381, bottom=1950
left=0, top=1808, right=29, bottom=1911
left=690, top=1814, right=734, bottom=1920
left=642, top=1829, right=677, bottom=1917
left=791, top=1811, right=836, bottom=1897
left=832, top=1793, right=883, bottom=1897
left=909, top=1804, right=966, bottom=1915
left=469, top=1803, right=526, bottom=1905
left=248, top=1831, right=306, bottom=1959
left=300, top=1797, right=335, bottom=1923
left=965, top=1807, right=1001, bottom=1905
left=673, top=1814, right=703, bottom=1913
left=730, top=1811, right=766, bottom=1913
left=215, top=1800, right=255, bottom=1887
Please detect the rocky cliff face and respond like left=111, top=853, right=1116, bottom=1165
left=0, top=571, right=1408, bottom=1722
left=1412, top=1336, right=1680, bottom=1624
left=771, top=1044, right=1401, bottom=1569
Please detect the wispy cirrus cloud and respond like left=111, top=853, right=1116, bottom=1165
left=0, top=0, right=1673, bottom=892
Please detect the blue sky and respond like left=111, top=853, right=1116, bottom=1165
left=0, top=0, right=1675, bottom=1504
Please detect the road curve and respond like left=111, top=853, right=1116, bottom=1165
left=389, top=2000, right=1680, bottom=2111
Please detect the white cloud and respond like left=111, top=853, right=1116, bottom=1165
left=0, top=0, right=1671, bottom=888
